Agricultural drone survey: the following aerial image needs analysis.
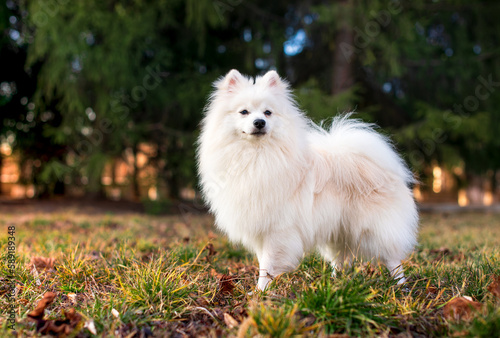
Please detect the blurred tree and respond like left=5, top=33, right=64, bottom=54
left=20, top=0, right=294, bottom=199
left=289, top=0, right=500, bottom=187
left=0, top=2, right=67, bottom=197
left=1, top=0, right=499, bottom=200
left=22, top=0, right=223, bottom=198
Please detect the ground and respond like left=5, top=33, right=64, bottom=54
left=0, top=200, right=500, bottom=336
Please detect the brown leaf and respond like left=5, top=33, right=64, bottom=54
left=224, top=313, right=239, bottom=329
left=39, top=311, right=82, bottom=336
left=430, top=247, right=451, bottom=262
left=63, top=308, right=82, bottom=326
left=0, top=278, right=9, bottom=296
left=37, top=308, right=82, bottom=336
left=430, top=247, right=465, bottom=263
left=38, top=321, right=70, bottom=335
left=205, top=243, right=217, bottom=262
left=218, top=274, right=235, bottom=296
left=29, top=257, right=56, bottom=272
left=443, top=296, right=482, bottom=321
left=426, top=285, right=439, bottom=295
left=487, top=275, right=500, bottom=299
left=452, top=252, right=465, bottom=262
left=28, top=292, right=57, bottom=319
left=430, top=247, right=451, bottom=255
left=233, top=306, right=247, bottom=319
left=28, top=292, right=83, bottom=336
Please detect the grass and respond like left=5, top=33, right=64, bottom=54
left=1, top=210, right=500, bottom=336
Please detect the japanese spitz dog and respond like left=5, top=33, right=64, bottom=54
left=197, top=70, right=418, bottom=291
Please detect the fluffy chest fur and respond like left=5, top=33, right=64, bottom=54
left=199, top=138, right=310, bottom=239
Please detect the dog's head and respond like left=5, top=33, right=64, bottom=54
left=206, top=69, right=298, bottom=141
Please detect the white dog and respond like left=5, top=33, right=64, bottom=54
left=197, top=70, right=418, bottom=291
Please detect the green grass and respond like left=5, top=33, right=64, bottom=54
left=1, top=211, right=500, bottom=336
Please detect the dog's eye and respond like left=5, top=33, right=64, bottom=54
left=240, top=110, right=249, bottom=115
left=264, top=110, right=272, bottom=116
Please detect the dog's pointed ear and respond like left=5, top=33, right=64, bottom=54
left=262, top=70, right=282, bottom=88
left=219, top=69, right=244, bottom=93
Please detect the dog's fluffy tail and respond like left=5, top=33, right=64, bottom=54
left=309, top=114, right=415, bottom=197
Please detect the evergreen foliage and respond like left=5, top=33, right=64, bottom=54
left=0, top=0, right=499, bottom=198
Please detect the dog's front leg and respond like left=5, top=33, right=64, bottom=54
left=256, top=250, right=275, bottom=291
left=257, top=266, right=274, bottom=291
left=255, top=234, right=303, bottom=291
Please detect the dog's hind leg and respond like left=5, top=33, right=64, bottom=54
left=331, top=255, right=352, bottom=277
left=318, top=243, right=351, bottom=277
left=385, top=259, right=406, bottom=284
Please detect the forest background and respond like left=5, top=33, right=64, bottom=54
left=1, top=0, right=499, bottom=204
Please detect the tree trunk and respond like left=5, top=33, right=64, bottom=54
left=466, top=174, right=483, bottom=206
left=331, top=0, right=354, bottom=96
left=132, top=144, right=141, bottom=200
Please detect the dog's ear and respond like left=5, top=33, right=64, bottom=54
left=219, top=69, right=244, bottom=93
left=262, top=70, right=282, bottom=88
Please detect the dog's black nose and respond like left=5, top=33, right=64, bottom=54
left=253, top=119, right=266, bottom=129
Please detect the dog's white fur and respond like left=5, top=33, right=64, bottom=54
left=197, top=69, right=418, bottom=291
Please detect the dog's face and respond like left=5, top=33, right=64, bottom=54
left=212, top=69, right=291, bottom=141
left=231, top=99, right=273, bottom=138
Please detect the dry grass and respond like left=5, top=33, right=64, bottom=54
left=1, top=210, right=500, bottom=336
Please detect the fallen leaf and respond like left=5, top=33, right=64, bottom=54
left=430, top=247, right=451, bottom=262
left=27, top=292, right=83, bottom=336
left=426, top=285, right=439, bottom=295
left=453, top=252, right=465, bottom=262
left=430, top=247, right=451, bottom=255
left=487, top=275, right=500, bottom=300
left=224, top=313, right=239, bottom=329
left=233, top=306, right=247, bottom=319
left=0, top=278, right=10, bottom=296
left=29, top=257, right=56, bottom=272
left=38, top=308, right=83, bottom=335
left=205, top=243, right=217, bottom=262
left=443, top=296, right=482, bottom=321
left=28, top=292, right=57, bottom=319
left=63, top=308, right=82, bottom=327
left=218, top=274, right=235, bottom=296
left=429, top=247, right=464, bottom=262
